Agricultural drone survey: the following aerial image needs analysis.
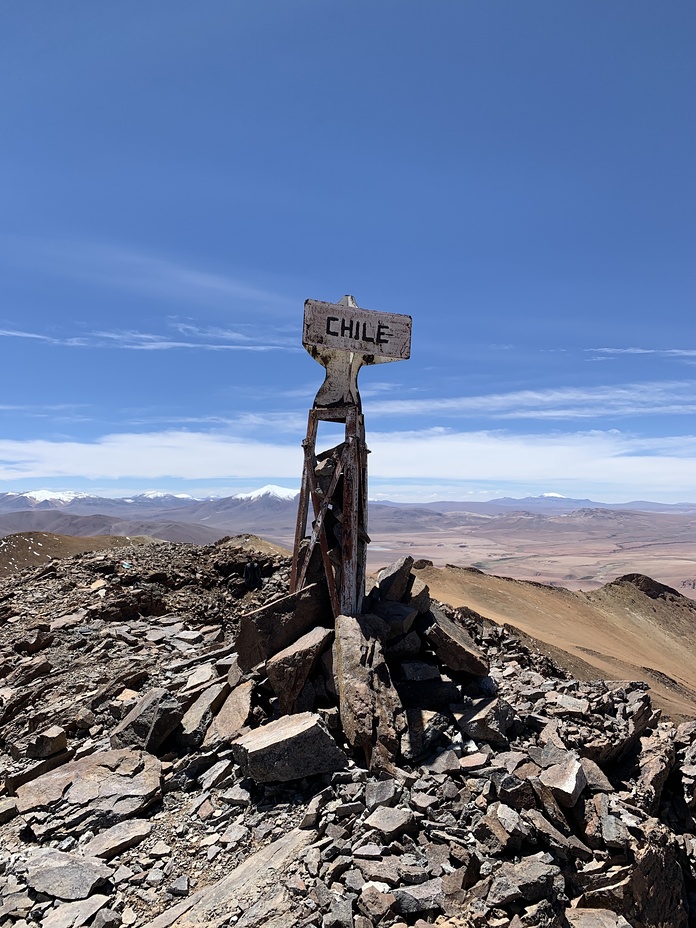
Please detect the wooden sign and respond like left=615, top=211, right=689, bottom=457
left=303, top=299, right=412, bottom=362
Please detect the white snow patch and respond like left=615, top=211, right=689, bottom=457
left=21, top=490, right=89, bottom=503
left=234, top=485, right=298, bottom=502
left=541, top=493, right=567, bottom=499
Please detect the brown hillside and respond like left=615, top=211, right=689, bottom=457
left=415, top=562, right=696, bottom=721
left=0, top=531, right=155, bottom=578
left=0, top=531, right=290, bottom=579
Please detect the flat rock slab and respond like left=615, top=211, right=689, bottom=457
left=364, top=806, right=416, bottom=840
left=425, top=607, right=489, bottom=676
left=16, top=749, right=161, bottom=836
left=82, top=820, right=152, bottom=860
left=141, top=828, right=312, bottom=928
left=266, top=625, right=333, bottom=713
left=203, top=681, right=254, bottom=747
left=25, top=849, right=113, bottom=901
left=231, top=711, right=347, bottom=782
left=41, top=894, right=110, bottom=928
left=566, top=910, right=633, bottom=928
left=236, top=584, right=329, bottom=672
left=392, top=877, right=444, bottom=914
left=179, top=681, right=229, bottom=748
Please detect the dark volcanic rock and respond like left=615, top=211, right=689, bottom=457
left=24, top=848, right=114, bottom=900
left=1, top=542, right=695, bottom=928
left=231, top=711, right=347, bottom=781
left=425, top=606, right=489, bottom=676
left=110, top=687, right=183, bottom=753
left=236, top=584, right=330, bottom=671
left=266, top=625, right=333, bottom=713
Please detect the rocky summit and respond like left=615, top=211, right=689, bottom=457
left=1, top=539, right=696, bottom=927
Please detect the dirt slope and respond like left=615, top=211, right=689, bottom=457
left=416, top=562, right=696, bottom=721
left=0, top=532, right=158, bottom=578
left=0, top=531, right=290, bottom=580
left=0, top=511, right=226, bottom=545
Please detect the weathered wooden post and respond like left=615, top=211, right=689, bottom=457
left=291, top=295, right=412, bottom=617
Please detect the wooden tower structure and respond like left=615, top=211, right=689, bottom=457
left=290, top=295, right=412, bottom=617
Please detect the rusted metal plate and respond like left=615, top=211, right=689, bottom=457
left=303, top=299, right=411, bottom=362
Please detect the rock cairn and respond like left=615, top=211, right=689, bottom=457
left=1, top=541, right=696, bottom=927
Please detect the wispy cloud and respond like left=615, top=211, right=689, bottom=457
left=366, top=381, right=696, bottom=420
left=0, top=402, right=88, bottom=415
left=0, top=328, right=91, bottom=347
left=4, top=236, right=293, bottom=311
left=0, top=324, right=299, bottom=352
left=123, top=412, right=308, bottom=432
left=590, top=348, right=696, bottom=358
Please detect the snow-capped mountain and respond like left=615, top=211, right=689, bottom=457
left=20, top=490, right=91, bottom=503
left=126, top=491, right=198, bottom=501
left=233, top=485, right=298, bottom=502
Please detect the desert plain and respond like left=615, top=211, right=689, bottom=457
left=365, top=506, right=696, bottom=600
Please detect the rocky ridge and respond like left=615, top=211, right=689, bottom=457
left=1, top=541, right=696, bottom=927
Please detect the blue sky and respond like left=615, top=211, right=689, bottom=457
left=1, top=1, right=695, bottom=502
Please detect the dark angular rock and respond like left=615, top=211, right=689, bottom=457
left=365, top=778, right=400, bottom=811
left=91, top=908, right=122, bottom=928
left=372, top=599, right=418, bottom=637
left=333, top=613, right=403, bottom=769
left=83, top=820, right=152, bottom=860
left=26, top=725, right=67, bottom=759
left=363, top=806, right=416, bottom=840
left=266, top=625, right=333, bottom=713
left=539, top=755, right=587, bottom=807
left=110, top=687, right=183, bottom=753
left=406, top=575, right=431, bottom=614
left=580, top=757, right=614, bottom=793
left=203, top=680, right=254, bottom=747
left=377, top=557, right=415, bottom=602
left=397, top=675, right=463, bottom=710
left=497, top=773, right=537, bottom=810
left=236, top=584, right=330, bottom=672
left=633, top=725, right=675, bottom=815
left=452, top=697, right=514, bottom=746
left=231, top=711, right=347, bottom=782
left=486, top=854, right=561, bottom=907
left=178, top=681, right=229, bottom=749
left=386, top=630, right=422, bottom=658
left=392, top=877, right=444, bottom=914
left=359, top=883, right=396, bottom=918
left=425, top=607, right=489, bottom=676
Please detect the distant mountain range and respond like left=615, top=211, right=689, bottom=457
left=394, top=495, right=696, bottom=515
left=0, top=484, right=298, bottom=513
left=1, top=486, right=695, bottom=547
